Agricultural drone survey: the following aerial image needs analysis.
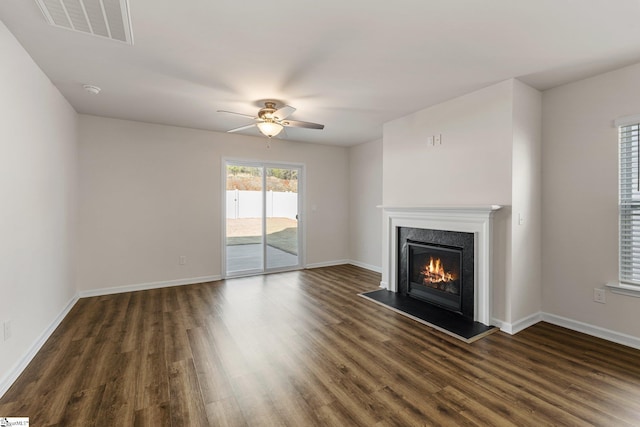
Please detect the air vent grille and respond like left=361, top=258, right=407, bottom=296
left=35, top=0, right=133, bottom=44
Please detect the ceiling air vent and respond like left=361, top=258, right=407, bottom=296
left=35, top=0, right=133, bottom=44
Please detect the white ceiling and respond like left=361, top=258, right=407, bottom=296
left=2, top=0, right=640, bottom=146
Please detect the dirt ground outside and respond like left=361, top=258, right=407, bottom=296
left=226, top=217, right=298, bottom=255
left=226, top=217, right=297, bottom=237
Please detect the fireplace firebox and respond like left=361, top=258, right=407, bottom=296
left=407, top=241, right=462, bottom=313
left=398, top=227, right=475, bottom=320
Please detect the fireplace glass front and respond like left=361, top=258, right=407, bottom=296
left=407, top=241, right=463, bottom=313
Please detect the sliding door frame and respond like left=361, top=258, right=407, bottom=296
left=222, top=158, right=305, bottom=278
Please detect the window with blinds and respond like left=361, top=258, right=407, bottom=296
left=619, top=123, right=640, bottom=285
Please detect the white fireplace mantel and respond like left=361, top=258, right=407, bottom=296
left=380, top=205, right=502, bottom=325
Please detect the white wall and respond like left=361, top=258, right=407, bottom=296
left=0, top=21, right=77, bottom=390
left=383, top=80, right=514, bottom=207
left=348, top=139, right=382, bottom=271
left=542, top=62, right=640, bottom=338
left=77, top=115, right=350, bottom=292
left=510, top=80, right=542, bottom=323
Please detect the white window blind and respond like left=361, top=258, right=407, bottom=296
left=619, top=123, right=640, bottom=285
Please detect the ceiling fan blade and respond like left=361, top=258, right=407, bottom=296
left=217, top=110, right=257, bottom=119
left=282, top=119, right=324, bottom=130
left=277, top=127, right=289, bottom=139
left=273, top=105, right=296, bottom=120
left=227, top=123, right=257, bottom=133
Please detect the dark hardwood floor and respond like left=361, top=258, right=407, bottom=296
left=2, top=265, right=640, bottom=426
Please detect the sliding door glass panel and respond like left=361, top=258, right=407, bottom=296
left=225, top=165, right=264, bottom=275
left=265, top=167, right=299, bottom=270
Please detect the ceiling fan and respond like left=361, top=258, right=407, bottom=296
left=218, top=101, right=324, bottom=138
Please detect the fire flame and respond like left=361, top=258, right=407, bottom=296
left=423, top=257, right=455, bottom=283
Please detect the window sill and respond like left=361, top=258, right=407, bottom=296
left=605, top=282, right=640, bottom=298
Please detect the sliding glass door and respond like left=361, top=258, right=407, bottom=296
left=224, top=161, right=302, bottom=277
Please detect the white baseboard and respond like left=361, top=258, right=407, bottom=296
left=347, top=260, right=382, bottom=273
left=0, top=294, right=79, bottom=399
left=492, top=311, right=640, bottom=350
left=78, top=275, right=222, bottom=298
left=305, top=259, right=382, bottom=273
left=493, top=312, right=543, bottom=335
left=305, top=259, right=350, bottom=269
left=542, top=312, right=640, bottom=350
left=491, top=318, right=507, bottom=331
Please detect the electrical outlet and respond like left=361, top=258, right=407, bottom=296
left=434, top=134, right=442, bottom=145
left=427, top=136, right=434, bottom=146
left=4, top=320, right=12, bottom=341
left=179, top=256, right=187, bottom=265
left=594, top=288, right=606, bottom=304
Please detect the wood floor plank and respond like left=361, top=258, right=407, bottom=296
left=168, top=358, right=208, bottom=426
left=273, top=340, right=339, bottom=409
left=253, top=364, right=325, bottom=427
left=133, top=402, right=171, bottom=427
left=207, top=316, right=255, bottom=380
left=93, top=351, right=137, bottom=425
left=439, top=380, right=534, bottom=426
left=205, top=398, right=247, bottom=427
left=163, top=310, right=193, bottom=364
left=3, top=265, right=640, bottom=425
left=54, top=385, right=106, bottom=427
left=187, top=325, right=235, bottom=404
left=133, top=350, right=170, bottom=412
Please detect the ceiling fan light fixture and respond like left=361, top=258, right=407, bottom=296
left=220, top=101, right=324, bottom=139
left=257, top=121, right=284, bottom=138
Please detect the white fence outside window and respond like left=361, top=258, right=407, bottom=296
left=226, top=190, right=298, bottom=219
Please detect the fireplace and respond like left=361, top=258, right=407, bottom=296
left=407, top=241, right=462, bottom=313
left=398, top=227, right=475, bottom=319
left=380, top=205, right=501, bottom=325
left=365, top=206, right=501, bottom=340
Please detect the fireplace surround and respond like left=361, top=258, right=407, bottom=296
left=381, top=205, right=501, bottom=326
left=399, top=228, right=474, bottom=318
